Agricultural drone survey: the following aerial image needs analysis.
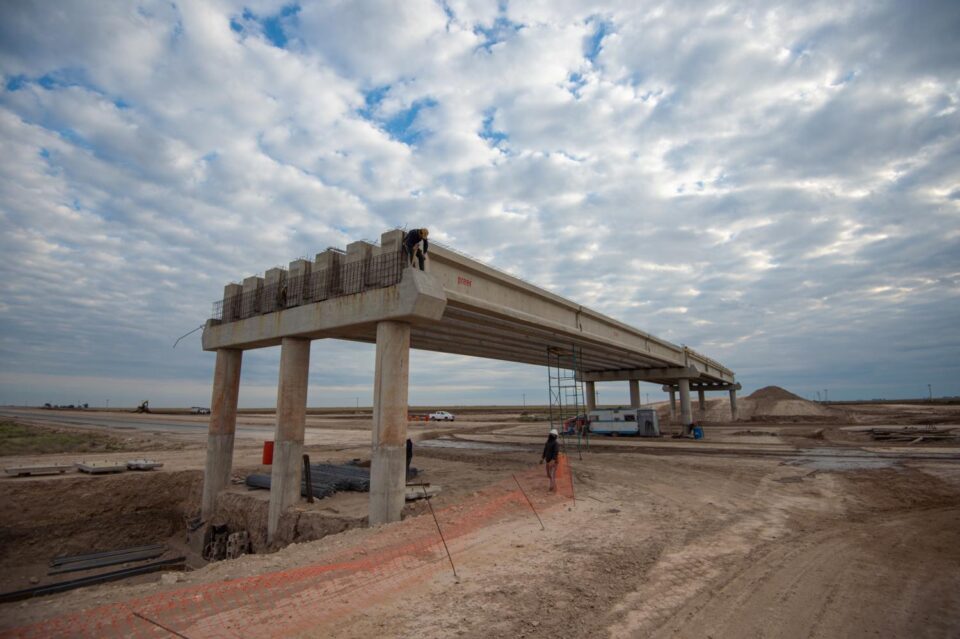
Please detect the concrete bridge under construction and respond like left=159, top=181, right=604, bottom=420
left=200, top=229, right=738, bottom=540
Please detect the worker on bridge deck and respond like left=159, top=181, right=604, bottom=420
left=403, top=228, right=429, bottom=271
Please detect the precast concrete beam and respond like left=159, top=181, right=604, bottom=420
left=662, top=382, right=741, bottom=392
left=267, top=337, right=311, bottom=542
left=583, top=365, right=701, bottom=383
left=629, top=379, right=641, bottom=408
left=369, top=321, right=411, bottom=526
left=203, top=268, right=446, bottom=351
left=201, top=348, right=242, bottom=520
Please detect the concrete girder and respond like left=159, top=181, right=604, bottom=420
left=582, top=365, right=702, bottom=383
left=661, top=382, right=742, bottom=392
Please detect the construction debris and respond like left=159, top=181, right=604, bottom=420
left=126, top=459, right=163, bottom=470
left=4, top=463, right=74, bottom=477
left=48, top=545, right=167, bottom=575
left=0, top=557, right=185, bottom=603
left=75, top=461, right=127, bottom=474
left=245, top=462, right=374, bottom=499
left=869, top=427, right=959, bottom=443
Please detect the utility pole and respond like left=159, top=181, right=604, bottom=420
left=928, top=384, right=932, bottom=401
left=522, top=393, right=526, bottom=409
left=816, top=391, right=821, bottom=402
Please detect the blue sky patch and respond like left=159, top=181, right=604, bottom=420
left=382, top=98, right=437, bottom=145
left=479, top=108, right=507, bottom=145
left=232, top=4, right=300, bottom=48
left=585, top=17, right=613, bottom=63
left=474, top=16, right=523, bottom=52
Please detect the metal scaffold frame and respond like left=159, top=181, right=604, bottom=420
left=546, top=345, right=589, bottom=457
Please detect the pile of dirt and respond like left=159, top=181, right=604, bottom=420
left=746, top=386, right=805, bottom=401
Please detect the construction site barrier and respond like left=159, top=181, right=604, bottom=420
left=7, top=456, right=575, bottom=638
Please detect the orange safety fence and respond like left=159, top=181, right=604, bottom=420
left=6, top=456, right=575, bottom=639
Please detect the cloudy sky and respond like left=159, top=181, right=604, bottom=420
left=1, top=0, right=958, bottom=408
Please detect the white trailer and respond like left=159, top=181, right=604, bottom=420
left=588, top=408, right=660, bottom=437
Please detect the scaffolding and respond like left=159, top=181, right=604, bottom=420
left=546, top=345, right=589, bottom=457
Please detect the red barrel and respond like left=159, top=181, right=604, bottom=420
left=262, top=440, right=274, bottom=465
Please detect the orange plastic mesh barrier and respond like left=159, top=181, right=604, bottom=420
left=7, top=456, right=574, bottom=638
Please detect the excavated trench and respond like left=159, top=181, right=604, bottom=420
left=0, top=470, right=202, bottom=593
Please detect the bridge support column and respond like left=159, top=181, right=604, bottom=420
left=698, top=389, right=706, bottom=422
left=201, top=348, right=242, bottom=520
left=668, top=389, right=676, bottom=422
left=679, top=378, right=693, bottom=436
left=629, top=379, right=640, bottom=408
left=369, top=321, right=411, bottom=526
left=729, top=388, right=739, bottom=421
left=585, top=381, right=596, bottom=412
left=268, top=337, right=311, bottom=542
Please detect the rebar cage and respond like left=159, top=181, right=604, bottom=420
left=211, top=247, right=406, bottom=322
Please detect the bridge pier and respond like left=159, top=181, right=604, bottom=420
left=585, top=381, right=597, bottom=412
left=729, top=388, right=739, bottom=421
left=668, top=389, right=677, bottom=422
left=698, top=389, right=706, bottom=421
left=678, top=378, right=693, bottom=435
left=369, top=321, right=411, bottom=526
left=268, top=337, right=311, bottom=542
left=629, top=379, right=641, bottom=408
left=201, top=347, right=243, bottom=520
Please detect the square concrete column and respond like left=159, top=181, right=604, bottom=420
left=201, top=348, right=243, bottom=520
left=668, top=389, right=677, bottom=422
left=267, top=337, right=311, bottom=541
left=678, top=378, right=693, bottom=435
left=698, top=389, right=706, bottom=421
left=585, top=381, right=596, bottom=412
left=729, top=388, right=739, bottom=421
left=369, top=321, right=411, bottom=526
left=629, top=379, right=641, bottom=408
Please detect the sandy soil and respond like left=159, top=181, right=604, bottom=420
left=1, top=398, right=959, bottom=637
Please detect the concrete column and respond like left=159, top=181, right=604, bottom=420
left=201, top=348, right=243, bottom=520
left=679, top=378, right=693, bottom=435
left=369, top=321, right=411, bottom=526
left=267, top=337, right=311, bottom=541
left=629, top=379, right=641, bottom=408
left=729, top=388, right=739, bottom=421
left=221, top=283, right=242, bottom=323
left=668, top=389, right=677, bottom=422
left=698, top=389, right=706, bottom=421
left=585, top=381, right=596, bottom=412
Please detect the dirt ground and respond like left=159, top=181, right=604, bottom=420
left=0, top=396, right=958, bottom=637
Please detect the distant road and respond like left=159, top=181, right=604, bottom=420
left=0, top=408, right=273, bottom=438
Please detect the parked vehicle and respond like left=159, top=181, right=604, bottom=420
left=191, top=406, right=211, bottom=415
left=587, top=408, right=659, bottom=436
left=428, top=410, right=455, bottom=421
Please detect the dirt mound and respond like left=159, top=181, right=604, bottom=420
left=747, top=386, right=805, bottom=401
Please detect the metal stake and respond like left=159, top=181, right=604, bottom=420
left=302, top=454, right=314, bottom=503
left=422, top=484, right=457, bottom=579
left=513, top=475, right=545, bottom=530
left=133, top=612, right=191, bottom=639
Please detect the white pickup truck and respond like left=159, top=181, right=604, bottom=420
left=428, top=410, right=455, bottom=421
